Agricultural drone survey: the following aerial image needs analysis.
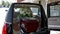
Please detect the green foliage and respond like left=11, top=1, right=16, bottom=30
left=2, top=1, right=5, bottom=5
left=6, top=2, right=10, bottom=7
left=15, top=6, right=33, bottom=18
left=1, top=1, right=10, bottom=7
left=0, top=4, right=2, bottom=7
left=20, top=6, right=32, bottom=17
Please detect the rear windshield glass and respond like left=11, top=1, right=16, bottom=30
left=13, top=4, right=41, bottom=34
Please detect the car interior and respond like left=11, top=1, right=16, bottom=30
left=13, top=4, right=41, bottom=34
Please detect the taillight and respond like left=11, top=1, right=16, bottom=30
left=2, top=22, right=7, bottom=34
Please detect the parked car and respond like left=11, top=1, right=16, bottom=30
left=2, top=3, right=48, bottom=34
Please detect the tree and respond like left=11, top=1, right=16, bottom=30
left=2, top=1, right=6, bottom=7
left=21, top=6, right=32, bottom=17
left=6, top=2, right=10, bottom=7
left=2, top=1, right=10, bottom=7
left=0, top=4, right=2, bottom=7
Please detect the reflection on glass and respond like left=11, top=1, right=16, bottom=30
left=13, top=4, right=41, bottom=34
left=50, top=5, right=60, bottom=16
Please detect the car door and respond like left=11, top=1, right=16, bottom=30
left=47, top=1, right=60, bottom=30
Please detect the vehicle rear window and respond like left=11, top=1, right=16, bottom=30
left=13, top=4, right=41, bottom=34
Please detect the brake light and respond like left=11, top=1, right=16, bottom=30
left=2, top=22, right=7, bottom=34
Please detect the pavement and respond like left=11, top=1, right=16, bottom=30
left=0, top=8, right=8, bottom=34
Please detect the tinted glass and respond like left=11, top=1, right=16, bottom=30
left=13, top=4, right=41, bottom=34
